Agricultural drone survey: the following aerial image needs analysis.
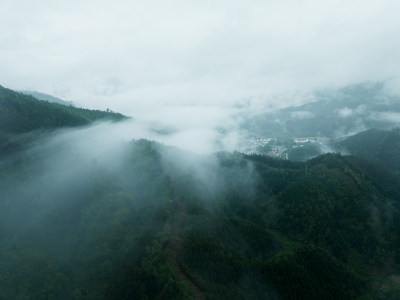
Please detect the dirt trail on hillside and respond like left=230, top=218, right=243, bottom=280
left=165, top=203, right=206, bottom=300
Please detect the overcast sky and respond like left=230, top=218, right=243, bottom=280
left=1, top=0, right=400, bottom=117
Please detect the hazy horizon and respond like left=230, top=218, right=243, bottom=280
left=2, top=1, right=400, bottom=113
left=2, top=1, right=400, bottom=154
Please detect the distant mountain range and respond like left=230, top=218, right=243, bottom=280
left=1, top=82, right=400, bottom=298
left=0, top=85, right=128, bottom=156
left=18, top=90, right=74, bottom=106
left=242, top=82, right=400, bottom=138
left=0, top=85, right=127, bottom=135
left=338, top=128, right=400, bottom=176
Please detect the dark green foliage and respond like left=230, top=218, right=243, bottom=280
left=2, top=127, right=400, bottom=299
left=177, top=152, right=400, bottom=299
left=18, top=90, right=74, bottom=106
left=0, top=139, right=186, bottom=299
left=276, top=172, right=375, bottom=258
left=340, top=128, right=400, bottom=175
left=0, top=85, right=127, bottom=135
left=181, top=235, right=244, bottom=285
left=245, top=153, right=303, bottom=169
left=105, top=237, right=188, bottom=300
left=260, top=246, right=366, bottom=300
left=180, top=233, right=281, bottom=299
left=288, top=143, right=323, bottom=161
left=3, top=81, right=400, bottom=299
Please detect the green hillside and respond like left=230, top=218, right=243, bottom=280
left=1, top=136, right=400, bottom=299
left=1, top=82, right=400, bottom=299
left=18, top=90, right=74, bottom=106
left=340, top=128, right=400, bottom=175
left=0, top=85, right=127, bottom=135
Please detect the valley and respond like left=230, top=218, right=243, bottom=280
left=1, top=84, right=400, bottom=299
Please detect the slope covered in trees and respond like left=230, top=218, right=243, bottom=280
left=1, top=132, right=400, bottom=299
left=340, top=128, right=400, bottom=175
left=0, top=85, right=128, bottom=157
left=1, top=82, right=400, bottom=299
left=18, top=90, right=75, bottom=106
left=0, top=85, right=127, bottom=135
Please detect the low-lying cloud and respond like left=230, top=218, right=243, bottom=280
left=290, top=111, right=315, bottom=120
left=369, top=111, right=400, bottom=124
left=2, top=1, right=400, bottom=153
left=1, top=0, right=400, bottom=116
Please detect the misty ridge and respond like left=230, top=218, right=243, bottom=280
left=2, top=81, right=400, bottom=189
left=3, top=1, right=400, bottom=298
left=2, top=80, right=400, bottom=299
left=0, top=101, right=261, bottom=298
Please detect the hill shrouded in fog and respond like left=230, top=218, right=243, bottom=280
left=1, top=84, right=400, bottom=299
left=237, top=82, right=400, bottom=166
left=338, top=128, right=400, bottom=176
left=18, top=90, right=75, bottom=106
left=3, top=1, right=400, bottom=298
left=0, top=85, right=127, bottom=135
left=242, top=82, right=400, bottom=138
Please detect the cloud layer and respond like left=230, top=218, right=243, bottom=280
left=1, top=1, right=400, bottom=110
left=1, top=0, right=400, bottom=149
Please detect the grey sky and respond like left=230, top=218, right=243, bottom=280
left=1, top=0, right=400, bottom=117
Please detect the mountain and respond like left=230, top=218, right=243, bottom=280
left=18, top=90, right=75, bottom=106
left=1, top=135, right=400, bottom=299
left=0, top=85, right=128, bottom=157
left=242, top=82, right=400, bottom=138
left=0, top=85, right=127, bottom=135
left=339, top=128, right=400, bottom=176
left=1, top=82, right=400, bottom=299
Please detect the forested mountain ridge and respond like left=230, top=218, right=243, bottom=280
left=18, top=90, right=74, bottom=106
left=1, top=82, right=400, bottom=299
left=0, top=84, right=128, bottom=157
left=1, top=132, right=400, bottom=299
left=0, top=85, right=127, bottom=135
left=339, top=128, right=400, bottom=176
left=242, top=82, right=400, bottom=138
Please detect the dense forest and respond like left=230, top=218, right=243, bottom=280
left=0, top=85, right=128, bottom=157
left=1, top=86, right=400, bottom=299
left=18, top=90, right=74, bottom=106
left=339, top=128, right=400, bottom=176
left=0, top=85, right=127, bottom=135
